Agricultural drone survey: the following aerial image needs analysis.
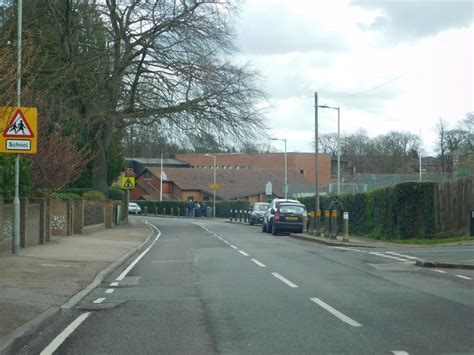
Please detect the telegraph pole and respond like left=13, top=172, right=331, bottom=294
left=13, top=0, right=23, bottom=254
left=314, top=92, right=319, bottom=212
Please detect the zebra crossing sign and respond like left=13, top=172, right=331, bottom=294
left=121, top=177, right=135, bottom=190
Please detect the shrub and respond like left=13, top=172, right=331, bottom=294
left=82, top=190, right=106, bottom=201
left=107, top=188, right=124, bottom=201
left=53, top=192, right=81, bottom=200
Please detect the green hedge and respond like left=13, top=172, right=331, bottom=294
left=58, top=187, right=124, bottom=201
left=297, top=181, right=437, bottom=240
left=131, top=200, right=251, bottom=218
left=0, top=154, right=32, bottom=201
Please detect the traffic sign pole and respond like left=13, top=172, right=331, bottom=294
left=13, top=0, right=23, bottom=254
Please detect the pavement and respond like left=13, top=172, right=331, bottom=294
left=0, top=217, right=472, bottom=354
left=0, top=219, right=153, bottom=355
left=227, top=219, right=474, bottom=269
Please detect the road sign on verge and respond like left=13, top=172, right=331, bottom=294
left=121, top=177, right=135, bottom=189
left=0, top=107, right=37, bottom=154
left=209, top=183, right=221, bottom=189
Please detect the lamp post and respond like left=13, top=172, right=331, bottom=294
left=205, top=154, right=216, bottom=218
left=270, top=138, right=287, bottom=199
left=318, top=105, right=341, bottom=196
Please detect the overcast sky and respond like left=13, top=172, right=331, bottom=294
left=234, top=0, right=473, bottom=155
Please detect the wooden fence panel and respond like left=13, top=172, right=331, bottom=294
left=435, top=176, right=473, bottom=235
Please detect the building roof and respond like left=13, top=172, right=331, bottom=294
left=142, top=167, right=314, bottom=200
left=126, top=158, right=190, bottom=167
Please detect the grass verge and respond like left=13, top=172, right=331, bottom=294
left=390, top=236, right=474, bottom=245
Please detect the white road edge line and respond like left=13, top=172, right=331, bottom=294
left=238, top=250, right=249, bottom=256
left=93, top=298, right=106, bottom=304
left=251, top=259, right=266, bottom=267
left=40, top=312, right=91, bottom=355
left=272, top=272, right=298, bottom=288
left=392, top=351, right=409, bottom=355
left=230, top=245, right=238, bottom=250
left=310, top=298, right=362, bottom=327
left=455, top=275, right=472, bottom=280
left=433, top=270, right=447, bottom=274
left=116, top=221, right=161, bottom=281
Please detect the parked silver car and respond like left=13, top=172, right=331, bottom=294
left=249, top=202, right=270, bottom=225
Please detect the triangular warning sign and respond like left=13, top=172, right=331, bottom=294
left=3, top=109, right=34, bottom=138
left=123, top=178, right=134, bottom=188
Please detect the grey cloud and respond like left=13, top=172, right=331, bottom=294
left=352, top=0, right=474, bottom=43
left=319, top=84, right=401, bottom=114
left=236, top=4, right=349, bottom=55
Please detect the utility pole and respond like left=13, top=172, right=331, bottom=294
left=314, top=92, right=319, bottom=212
left=13, top=0, right=23, bottom=254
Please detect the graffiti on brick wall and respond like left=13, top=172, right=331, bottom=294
left=3, top=220, right=13, bottom=240
left=52, top=215, right=66, bottom=230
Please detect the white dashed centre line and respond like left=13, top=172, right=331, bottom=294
left=230, top=245, right=238, bottom=250
left=110, top=282, right=119, bottom=287
left=433, top=270, right=447, bottom=274
left=272, top=272, right=298, bottom=288
left=238, top=250, right=249, bottom=256
left=251, top=259, right=266, bottom=267
left=392, top=351, right=409, bottom=355
left=455, top=275, right=472, bottom=280
left=93, top=298, right=106, bottom=304
left=105, top=289, right=114, bottom=294
left=310, top=298, right=362, bottom=327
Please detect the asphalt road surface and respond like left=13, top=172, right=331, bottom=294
left=23, top=217, right=474, bottom=355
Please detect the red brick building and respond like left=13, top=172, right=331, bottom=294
left=175, top=153, right=331, bottom=185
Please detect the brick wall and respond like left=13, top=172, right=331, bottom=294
left=175, top=153, right=332, bottom=185
left=84, top=201, right=104, bottom=227
left=51, top=199, right=68, bottom=236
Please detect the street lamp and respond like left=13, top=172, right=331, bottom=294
left=270, top=137, right=287, bottom=199
left=317, top=105, right=341, bottom=196
left=205, top=154, right=216, bottom=218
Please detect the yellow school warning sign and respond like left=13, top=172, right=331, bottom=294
left=208, top=183, right=221, bottom=189
left=0, top=107, right=38, bottom=154
left=121, top=177, right=135, bottom=189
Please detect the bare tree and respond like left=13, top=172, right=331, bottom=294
left=22, top=0, right=265, bottom=192
left=435, top=118, right=449, bottom=173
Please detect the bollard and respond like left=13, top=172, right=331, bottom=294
left=343, top=212, right=349, bottom=242
left=155, top=207, right=158, bottom=216
left=177, top=208, right=180, bottom=218
left=324, top=210, right=330, bottom=238
left=162, top=207, right=166, bottom=216
left=244, top=210, right=248, bottom=223
left=308, top=211, right=315, bottom=234
left=144, top=206, right=148, bottom=216
left=239, top=210, right=243, bottom=222
left=230, top=209, right=233, bottom=221
left=314, top=210, right=321, bottom=236
left=171, top=208, right=174, bottom=217
left=330, top=210, right=338, bottom=239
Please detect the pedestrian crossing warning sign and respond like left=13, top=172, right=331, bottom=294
left=121, top=177, right=135, bottom=190
left=3, top=109, right=34, bottom=138
left=0, top=106, right=37, bottom=154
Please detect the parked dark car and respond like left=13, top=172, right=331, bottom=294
left=262, top=198, right=301, bottom=233
left=249, top=202, right=270, bottom=225
left=270, top=202, right=307, bottom=235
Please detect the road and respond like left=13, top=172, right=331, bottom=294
left=22, top=217, right=474, bottom=355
